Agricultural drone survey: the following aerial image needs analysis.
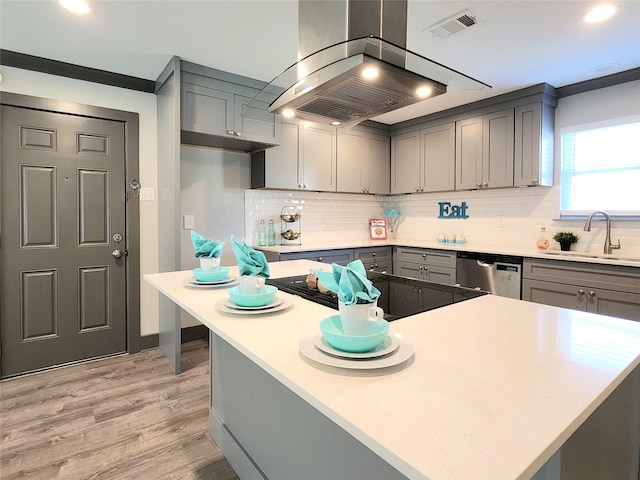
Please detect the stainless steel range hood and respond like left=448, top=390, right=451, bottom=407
left=247, top=0, right=490, bottom=127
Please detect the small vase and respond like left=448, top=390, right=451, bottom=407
left=559, top=242, right=572, bottom=252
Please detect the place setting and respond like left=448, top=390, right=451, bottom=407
left=184, top=231, right=238, bottom=288
left=215, top=236, right=293, bottom=316
left=298, top=260, right=414, bottom=370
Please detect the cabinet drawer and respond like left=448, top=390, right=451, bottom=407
left=280, top=249, right=354, bottom=266
left=354, top=246, right=392, bottom=263
left=523, top=259, right=640, bottom=294
left=394, top=247, right=456, bottom=268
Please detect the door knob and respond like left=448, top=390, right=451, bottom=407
left=112, top=249, right=124, bottom=259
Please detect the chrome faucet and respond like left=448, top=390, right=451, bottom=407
left=583, top=211, right=621, bottom=255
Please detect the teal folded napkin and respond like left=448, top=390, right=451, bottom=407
left=191, top=231, right=225, bottom=258
left=231, top=235, right=270, bottom=277
left=316, top=259, right=380, bottom=305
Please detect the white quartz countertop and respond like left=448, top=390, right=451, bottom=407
left=145, top=260, right=640, bottom=479
left=259, top=239, right=640, bottom=267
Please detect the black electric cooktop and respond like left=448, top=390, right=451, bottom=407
left=266, top=271, right=487, bottom=322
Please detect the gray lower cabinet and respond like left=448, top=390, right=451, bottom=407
left=393, top=247, right=456, bottom=284
left=279, top=248, right=354, bottom=266
left=353, top=246, right=392, bottom=273
left=522, top=259, right=640, bottom=321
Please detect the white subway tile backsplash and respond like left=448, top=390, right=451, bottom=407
left=245, top=187, right=640, bottom=256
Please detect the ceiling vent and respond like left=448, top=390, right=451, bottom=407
left=428, top=10, right=481, bottom=39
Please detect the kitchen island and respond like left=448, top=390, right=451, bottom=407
left=145, top=260, right=640, bottom=479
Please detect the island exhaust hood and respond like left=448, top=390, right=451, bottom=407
left=249, top=0, right=491, bottom=127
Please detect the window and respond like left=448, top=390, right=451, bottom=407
left=560, top=120, right=640, bottom=216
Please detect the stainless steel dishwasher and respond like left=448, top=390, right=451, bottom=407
left=456, top=252, right=523, bottom=299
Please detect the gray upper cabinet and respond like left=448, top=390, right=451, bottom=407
left=514, top=102, right=554, bottom=187
left=180, top=64, right=280, bottom=153
left=456, top=109, right=514, bottom=190
left=391, top=122, right=455, bottom=194
left=421, top=123, right=455, bottom=192
left=252, top=120, right=336, bottom=192
left=301, top=122, right=337, bottom=192
left=337, top=128, right=390, bottom=194
left=391, top=130, right=421, bottom=193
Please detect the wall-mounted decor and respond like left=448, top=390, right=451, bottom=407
left=438, top=201, right=469, bottom=219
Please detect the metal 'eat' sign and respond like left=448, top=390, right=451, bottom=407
left=438, top=201, right=469, bottom=219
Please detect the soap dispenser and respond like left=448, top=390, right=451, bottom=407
left=536, top=227, right=550, bottom=250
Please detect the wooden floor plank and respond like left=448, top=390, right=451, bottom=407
left=0, top=339, right=240, bottom=480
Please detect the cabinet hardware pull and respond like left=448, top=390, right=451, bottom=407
left=226, top=130, right=235, bottom=135
left=483, top=182, right=488, bottom=187
left=588, top=291, right=596, bottom=297
left=318, top=257, right=323, bottom=262
left=578, top=289, right=585, bottom=295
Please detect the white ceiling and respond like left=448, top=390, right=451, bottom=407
left=1, top=0, right=639, bottom=124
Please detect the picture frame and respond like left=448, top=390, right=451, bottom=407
left=369, top=218, right=387, bottom=240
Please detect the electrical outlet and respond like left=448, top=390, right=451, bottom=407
left=140, top=187, right=155, bottom=201
left=183, top=215, right=195, bottom=230
left=497, top=215, right=506, bottom=227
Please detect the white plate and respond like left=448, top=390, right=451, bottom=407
left=215, top=297, right=293, bottom=315
left=298, top=335, right=414, bottom=370
left=223, top=297, right=285, bottom=311
left=312, top=333, right=399, bottom=359
left=184, top=276, right=237, bottom=288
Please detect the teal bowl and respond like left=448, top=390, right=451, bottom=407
left=228, top=285, right=277, bottom=307
left=192, top=267, right=230, bottom=282
left=319, top=315, right=389, bottom=353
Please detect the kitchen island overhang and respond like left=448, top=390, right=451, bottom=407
left=145, top=260, right=640, bottom=479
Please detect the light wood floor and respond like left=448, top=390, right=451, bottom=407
left=0, top=339, right=240, bottom=480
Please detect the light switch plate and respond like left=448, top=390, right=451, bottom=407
left=183, top=215, right=195, bottom=230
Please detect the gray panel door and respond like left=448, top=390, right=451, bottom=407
left=1, top=105, right=127, bottom=377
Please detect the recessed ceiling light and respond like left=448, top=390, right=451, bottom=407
left=330, top=121, right=342, bottom=126
left=361, top=67, right=379, bottom=80
left=59, top=0, right=91, bottom=14
left=282, top=109, right=295, bottom=118
left=416, top=86, right=432, bottom=98
left=583, top=4, right=617, bottom=23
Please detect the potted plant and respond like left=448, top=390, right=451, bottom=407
left=553, top=231, right=579, bottom=251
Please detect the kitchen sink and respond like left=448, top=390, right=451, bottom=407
left=539, top=250, right=640, bottom=262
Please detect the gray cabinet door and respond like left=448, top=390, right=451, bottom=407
left=301, top=122, right=337, bottom=191
left=423, top=266, right=456, bottom=285
left=336, top=129, right=366, bottom=193
left=181, top=83, right=234, bottom=137
left=235, top=95, right=279, bottom=145
left=421, top=122, right=455, bottom=192
left=264, top=120, right=301, bottom=189
left=354, top=246, right=393, bottom=273
left=456, top=109, right=515, bottom=190
left=514, top=102, right=554, bottom=187
left=586, top=288, right=640, bottom=321
left=482, top=109, right=514, bottom=188
left=391, top=131, right=421, bottom=193
left=395, top=261, right=424, bottom=280
left=455, top=115, right=483, bottom=190
left=366, top=133, right=391, bottom=194
left=523, top=279, right=585, bottom=310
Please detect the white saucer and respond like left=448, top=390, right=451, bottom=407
left=313, top=334, right=399, bottom=359
left=184, top=276, right=237, bottom=288
left=215, top=297, right=293, bottom=315
left=298, top=335, right=414, bottom=370
left=223, top=297, right=285, bottom=311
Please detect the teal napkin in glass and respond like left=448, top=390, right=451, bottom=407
left=191, top=231, right=225, bottom=258
left=316, top=259, right=380, bottom=305
left=231, top=235, right=270, bottom=277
